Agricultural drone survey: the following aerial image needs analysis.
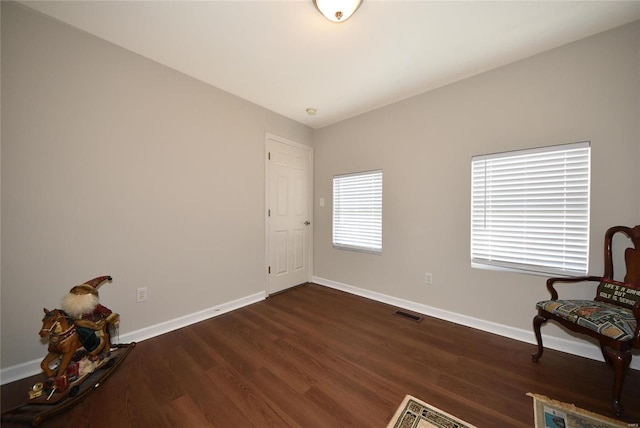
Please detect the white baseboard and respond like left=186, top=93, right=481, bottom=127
left=5, top=279, right=636, bottom=386
left=311, top=276, right=640, bottom=371
left=0, top=291, right=265, bottom=385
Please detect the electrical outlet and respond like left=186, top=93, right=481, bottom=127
left=424, top=272, right=433, bottom=285
left=136, top=287, right=148, bottom=303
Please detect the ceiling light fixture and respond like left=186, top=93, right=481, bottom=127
left=306, top=108, right=317, bottom=116
left=313, top=0, right=363, bottom=23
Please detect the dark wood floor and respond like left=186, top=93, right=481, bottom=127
left=2, top=283, right=640, bottom=427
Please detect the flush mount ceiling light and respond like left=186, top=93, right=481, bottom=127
left=313, top=0, right=363, bottom=23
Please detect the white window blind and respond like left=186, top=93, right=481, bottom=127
left=471, top=142, right=590, bottom=276
left=333, top=170, right=383, bottom=254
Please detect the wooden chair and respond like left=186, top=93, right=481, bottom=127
left=532, top=225, right=640, bottom=416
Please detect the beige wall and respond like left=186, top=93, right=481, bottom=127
left=1, top=2, right=312, bottom=369
left=313, top=22, right=639, bottom=341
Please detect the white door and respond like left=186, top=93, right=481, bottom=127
left=266, top=134, right=312, bottom=295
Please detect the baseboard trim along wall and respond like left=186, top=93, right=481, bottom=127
left=311, top=276, right=640, bottom=371
left=4, top=279, right=638, bottom=385
left=0, top=291, right=266, bottom=385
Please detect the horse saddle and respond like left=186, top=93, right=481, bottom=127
left=76, top=327, right=104, bottom=353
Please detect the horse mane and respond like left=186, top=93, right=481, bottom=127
left=45, top=308, right=70, bottom=318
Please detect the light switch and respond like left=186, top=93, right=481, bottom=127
left=319, top=198, right=325, bottom=207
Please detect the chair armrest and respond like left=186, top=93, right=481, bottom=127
left=546, top=276, right=602, bottom=300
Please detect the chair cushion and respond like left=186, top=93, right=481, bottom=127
left=536, top=300, right=636, bottom=341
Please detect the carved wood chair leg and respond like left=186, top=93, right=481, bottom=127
left=531, top=315, right=547, bottom=362
left=601, top=346, right=631, bottom=417
left=600, top=343, right=613, bottom=367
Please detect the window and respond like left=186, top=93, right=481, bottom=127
left=333, top=170, right=383, bottom=254
left=471, top=142, right=590, bottom=276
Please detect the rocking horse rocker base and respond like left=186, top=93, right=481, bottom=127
left=2, top=276, right=134, bottom=427
left=1, top=342, right=136, bottom=427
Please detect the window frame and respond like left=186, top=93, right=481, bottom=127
left=332, top=169, right=383, bottom=254
left=470, top=141, right=591, bottom=277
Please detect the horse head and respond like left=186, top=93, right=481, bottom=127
left=40, top=308, right=55, bottom=338
left=39, top=308, right=72, bottom=340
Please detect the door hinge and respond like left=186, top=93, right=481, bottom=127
left=268, top=266, right=271, bottom=274
left=268, top=209, right=271, bottom=217
left=268, top=152, right=271, bottom=160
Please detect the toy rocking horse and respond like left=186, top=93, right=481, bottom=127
left=2, top=276, right=133, bottom=427
left=39, top=276, right=119, bottom=379
left=39, top=308, right=82, bottom=379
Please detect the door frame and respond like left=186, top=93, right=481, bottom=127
left=264, top=132, right=314, bottom=295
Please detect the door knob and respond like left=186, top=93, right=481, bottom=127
left=304, top=221, right=311, bottom=225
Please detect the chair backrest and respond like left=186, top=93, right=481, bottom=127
left=603, top=225, right=640, bottom=285
left=595, top=225, right=640, bottom=309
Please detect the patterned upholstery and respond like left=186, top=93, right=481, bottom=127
left=536, top=299, right=636, bottom=341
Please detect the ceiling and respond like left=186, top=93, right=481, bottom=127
left=20, top=1, right=640, bottom=129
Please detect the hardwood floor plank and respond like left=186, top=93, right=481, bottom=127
left=169, top=353, right=245, bottom=428
left=246, top=367, right=339, bottom=428
left=205, top=365, right=298, bottom=428
left=2, top=283, right=639, bottom=427
left=302, top=386, right=371, bottom=427
left=167, top=395, right=216, bottom=427
left=136, top=339, right=186, bottom=403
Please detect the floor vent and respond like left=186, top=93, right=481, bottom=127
left=393, top=310, right=423, bottom=322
